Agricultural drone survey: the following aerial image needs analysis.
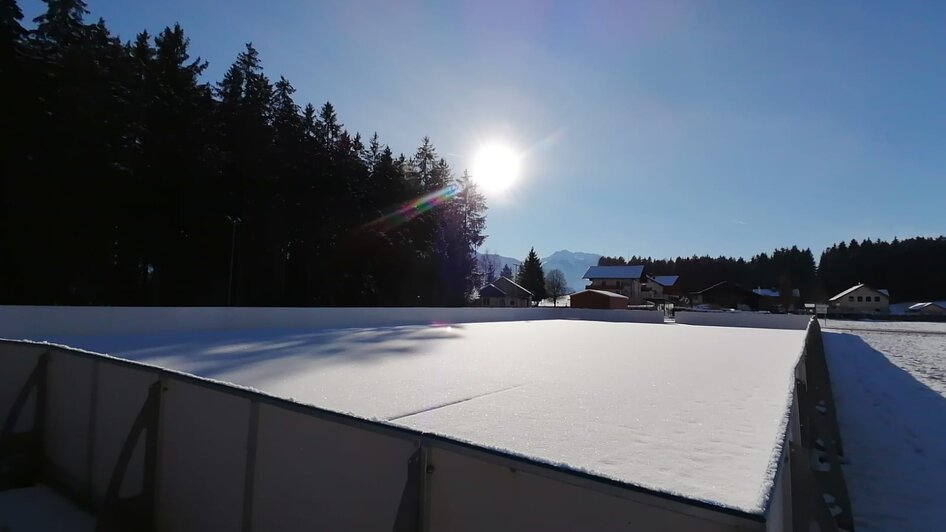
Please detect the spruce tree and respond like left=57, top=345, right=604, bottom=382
left=516, top=248, right=546, bottom=305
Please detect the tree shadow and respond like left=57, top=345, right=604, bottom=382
left=822, top=331, right=946, bottom=531
left=45, top=324, right=466, bottom=381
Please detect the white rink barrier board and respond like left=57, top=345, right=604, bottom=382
left=1, top=340, right=780, bottom=532
left=675, top=311, right=811, bottom=330
left=0, top=306, right=663, bottom=338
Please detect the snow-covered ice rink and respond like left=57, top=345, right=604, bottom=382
left=824, top=320, right=946, bottom=531
left=37, top=320, right=807, bottom=514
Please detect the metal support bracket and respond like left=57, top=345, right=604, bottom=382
left=95, top=380, right=162, bottom=532
left=392, top=443, right=428, bottom=532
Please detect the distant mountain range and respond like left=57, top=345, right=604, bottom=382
left=476, top=250, right=602, bottom=292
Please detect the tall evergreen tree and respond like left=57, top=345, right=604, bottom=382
left=0, top=0, right=25, bottom=58
left=516, top=247, right=547, bottom=305
left=0, top=5, right=498, bottom=307
left=438, top=170, right=487, bottom=304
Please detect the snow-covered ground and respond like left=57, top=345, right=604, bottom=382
left=0, top=486, right=95, bottom=531
left=35, top=320, right=806, bottom=515
left=823, top=320, right=946, bottom=530
left=826, top=319, right=946, bottom=337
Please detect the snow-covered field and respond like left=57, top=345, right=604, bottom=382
left=36, top=320, right=806, bottom=515
left=823, top=320, right=946, bottom=531
left=826, top=318, right=946, bottom=337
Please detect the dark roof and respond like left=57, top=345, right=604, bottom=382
left=648, top=275, right=679, bottom=287
left=478, top=284, right=507, bottom=298
left=479, top=276, right=533, bottom=299
left=583, top=265, right=645, bottom=280
left=691, top=281, right=755, bottom=295
left=752, top=288, right=801, bottom=298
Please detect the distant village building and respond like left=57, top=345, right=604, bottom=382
left=690, top=281, right=760, bottom=310
left=570, top=289, right=629, bottom=309
left=828, top=284, right=889, bottom=314
left=478, top=276, right=533, bottom=307
left=582, top=265, right=645, bottom=305
left=906, top=302, right=946, bottom=315
left=642, top=275, right=681, bottom=304
left=752, top=287, right=802, bottom=312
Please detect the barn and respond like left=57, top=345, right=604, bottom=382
left=690, top=281, right=761, bottom=310
left=569, top=289, right=629, bottom=309
left=906, top=301, right=946, bottom=315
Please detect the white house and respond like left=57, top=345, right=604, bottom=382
left=828, top=284, right=889, bottom=314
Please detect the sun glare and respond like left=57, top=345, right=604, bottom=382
left=471, top=143, right=521, bottom=193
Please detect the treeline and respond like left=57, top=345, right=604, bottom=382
left=0, top=0, right=486, bottom=306
left=599, top=246, right=817, bottom=297
left=599, top=237, right=946, bottom=302
left=818, top=237, right=946, bottom=302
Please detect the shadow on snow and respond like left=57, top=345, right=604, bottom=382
left=47, top=324, right=467, bottom=381
left=823, top=331, right=946, bottom=531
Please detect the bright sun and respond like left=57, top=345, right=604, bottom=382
left=471, top=143, right=521, bottom=193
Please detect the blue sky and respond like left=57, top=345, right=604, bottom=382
left=22, top=0, right=946, bottom=260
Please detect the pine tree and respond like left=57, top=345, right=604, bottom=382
left=516, top=248, right=546, bottom=305
left=438, top=170, right=487, bottom=304
left=4, top=7, right=506, bottom=307
left=32, top=0, right=88, bottom=45
left=318, top=101, right=341, bottom=146
left=0, top=0, right=25, bottom=59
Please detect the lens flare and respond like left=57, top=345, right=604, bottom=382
left=364, top=184, right=459, bottom=233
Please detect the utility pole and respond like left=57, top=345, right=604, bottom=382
left=226, top=215, right=242, bottom=306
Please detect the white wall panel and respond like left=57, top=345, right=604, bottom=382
left=675, top=312, right=811, bottom=330
left=0, top=342, right=44, bottom=433
left=765, top=441, right=792, bottom=532
left=44, top=349, right=95, bottom=491
left=251, top=404, right=416, bottom=531
left=156, top=379, right=251, bottom=532
left=427, top=448, right=759, bottom=532
left=91, top=363, right=157, bottom=503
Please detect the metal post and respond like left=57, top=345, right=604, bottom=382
left=226, top=216, right=241, bottom=306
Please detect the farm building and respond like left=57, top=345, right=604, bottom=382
left=642, top=275, right=682, bottom=304
left=906, top=301, right=946, bottom=315
left=690, top=281, right=760, bottom=310
left=752, top=288, right=802, bottom=312
left=1, top=306, right=848, bottom=532
left=828, top=284, right=889, bottom=314
left=582, top=265, right=646, bottom=304
left=478, top=276, right=532, bottom=307
left=569, top=289, right=629, bottom=309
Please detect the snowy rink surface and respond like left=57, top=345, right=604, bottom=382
left=823, top=322, right=946, bottom=531
left=27, top=320, right=806, bottom=514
